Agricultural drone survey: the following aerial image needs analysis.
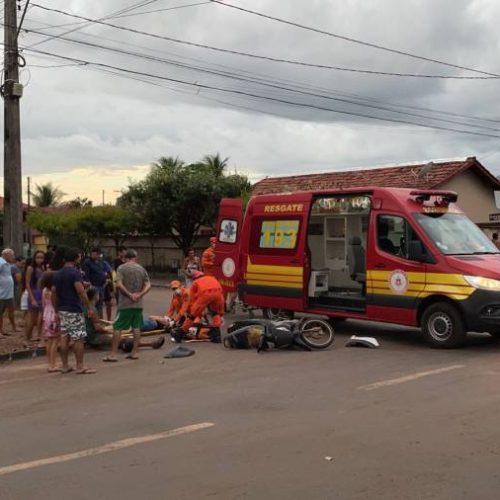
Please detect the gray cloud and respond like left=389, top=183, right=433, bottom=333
left=2, top=0, right=500, bottom=187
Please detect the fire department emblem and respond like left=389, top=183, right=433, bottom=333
left=388, top=270, right=409, bottom=294
left=222, top=258, right=236, bottom=278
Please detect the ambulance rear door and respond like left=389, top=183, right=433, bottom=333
left=214, top=198, right=244, bottom=295
left=241, top=200, right=309, bottom=312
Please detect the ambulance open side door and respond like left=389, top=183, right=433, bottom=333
left=214, top=198, right=244, bottom=296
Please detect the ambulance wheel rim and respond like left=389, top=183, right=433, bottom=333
left=428, top=312, right=453, bottom=341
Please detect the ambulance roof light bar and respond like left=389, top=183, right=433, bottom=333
left=409, top=190, right=458, bottom=205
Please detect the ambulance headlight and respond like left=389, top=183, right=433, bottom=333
left=464, top=276, right=500, bottom=291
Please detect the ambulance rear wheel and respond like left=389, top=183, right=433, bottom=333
left=421, top=302, right=466, bottom=348
left=262, top=308, right=294, bottom=321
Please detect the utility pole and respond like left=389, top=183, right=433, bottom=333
left=27, top=175, right=31, bottom=256
left=3, top=0, right=24, bottom=254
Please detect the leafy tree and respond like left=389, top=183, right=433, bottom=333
left=31, top=182, right=66, bottom=207
left=62, top=197, right=93, bottom=209
left=119, top=153, right=250, bottom=254
left=27, top=206, right=135, bottom=254
left=118, top=182, right=163, bottom=268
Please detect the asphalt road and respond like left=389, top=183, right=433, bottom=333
left=1, top=287, right=500, bottom=500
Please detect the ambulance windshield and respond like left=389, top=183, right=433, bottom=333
left=414, top=213, right=499, bottom=255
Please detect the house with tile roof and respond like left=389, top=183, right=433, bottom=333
left=252, top=156, right=500, bottom=230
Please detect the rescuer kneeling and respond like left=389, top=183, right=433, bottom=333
left=150, top=280, right=190, bottom=330
left=178, top=271, right=224, bottom=343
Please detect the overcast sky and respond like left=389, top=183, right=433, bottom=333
left=2, top=0, right=500, bottom=203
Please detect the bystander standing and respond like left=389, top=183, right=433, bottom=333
left=103, top=249, right=151, bottom=361
left=82, top=248, right=108, bottom=319
left=182, top=248, right=200, bottom=287
left=24, top=250, right=45, bottom=342
left=53, top=248, right=96, bottom=375
left=0, top=248, right=16, bottom=337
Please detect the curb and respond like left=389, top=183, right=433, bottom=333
left=0, top=347, right=46, bottom=363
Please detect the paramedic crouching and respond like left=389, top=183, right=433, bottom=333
left=150, top=280, right=190, bottom=329
left=180, top=271, right=224, bottom=343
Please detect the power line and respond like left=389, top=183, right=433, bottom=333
left=25, top=0, right=162, bottom=49
left=209, top=0, right=500, bottom=78
left=20, top=28, right=500, bottom=134
left=27, top=3, right=499, bottom=80
left=15, top=20, right=500, bottom=125
left=16, top=0, right=30, bottom=37
left=90, top=64, right=307, bottom=122
left=24, top=1, right=211, bottom=32
left=19, top=46, right=500, bottom=139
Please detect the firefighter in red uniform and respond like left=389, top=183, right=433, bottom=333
left=201, top=237, right=216, bottom=275
left=181, top=271, right=224, bottom=343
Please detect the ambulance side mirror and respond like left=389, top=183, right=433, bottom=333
left=408, top=240, right=434, bottom=263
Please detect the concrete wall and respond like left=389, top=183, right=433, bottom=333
left=99, top=236, right=211, bottom=270
left=441, top=170, right=499, bottom=224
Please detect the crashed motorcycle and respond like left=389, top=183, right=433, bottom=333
left=224, top=317, right=334, bottom=352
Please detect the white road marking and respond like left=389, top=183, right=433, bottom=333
left=358, top=364, right=465, bottom=391
left=0, top=422, right=215, bottom=476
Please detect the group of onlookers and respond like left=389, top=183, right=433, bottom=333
left=0, top=236, right=223, bottom=371
left=0, top=245, right=145, bottom=373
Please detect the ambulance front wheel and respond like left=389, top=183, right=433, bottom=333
left=262, top=308, right=294, bottom=321
left=421, top=302, right=466, bottom=348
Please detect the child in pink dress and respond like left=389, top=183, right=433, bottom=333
left=41, top=272, right=60, bottom=372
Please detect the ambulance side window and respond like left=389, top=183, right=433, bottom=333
left=250, top=218, right=301, bottom=255
left=377, top=215, right=426, bottom=261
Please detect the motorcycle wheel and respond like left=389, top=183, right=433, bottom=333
left=299, top=318, right=334, bottom=349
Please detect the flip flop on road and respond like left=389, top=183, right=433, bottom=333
left=125, top=354, right=139, bottom=360
left=102, top=356, right=118, bottom=362
left=61, top=367, right=74, bottom=374
left=47, top=368, right=62, bottom=373
left=76, top=368, right=96, bottom=375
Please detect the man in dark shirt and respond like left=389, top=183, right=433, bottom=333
left=112, top=246, right=127, bottom=304
left=82, top=247, right=107, bottom=318
left=112, top=246, right=127, bottom=271
left=53, top=248, right=96, bottom=374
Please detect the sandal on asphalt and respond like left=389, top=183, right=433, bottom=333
left=102, top=356, right=118, bottom=362
left=47, top=368, right=62, bottom=373
left=125, top=354, right=139, bottom=360
left=61, top=367, right=74, bottom=374
left=76, top=368, right=96, bottom=375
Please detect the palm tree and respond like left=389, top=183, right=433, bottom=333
left=154, top=156, right=184, bottom=174
left=31, top=182, right=66, bottom=207
left=201, top=153, right=229, bottom=177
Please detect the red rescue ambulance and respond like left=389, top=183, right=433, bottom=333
left=214, top=188, right=500, bottom=348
